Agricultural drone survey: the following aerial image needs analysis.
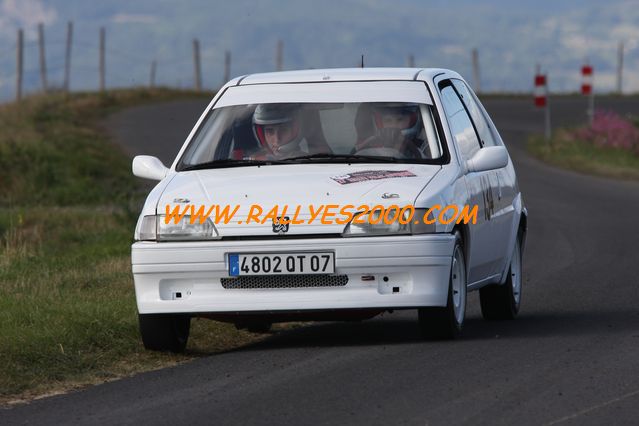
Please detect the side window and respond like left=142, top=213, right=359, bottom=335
left=452, top=79, right=498, bottom=147
left=439, top=82, right=481, bottom=160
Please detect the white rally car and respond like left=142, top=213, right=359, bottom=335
left=131, top=68, right=527, bottom=352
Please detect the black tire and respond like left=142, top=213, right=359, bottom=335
left=246, top=321, right=272, bottom=333
left=480, top=234, right=523, bottom=320
left=235, top=320, right=272, bottom=333
left=138, top=313, right=191, bottom=353
left=418, top=231, right=467, bottom=340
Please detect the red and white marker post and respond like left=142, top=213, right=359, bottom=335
left=581, top=64, right=594, bottom=125
left=534, top=71, right=551, bottom=140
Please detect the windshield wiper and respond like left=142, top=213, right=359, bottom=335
left=180, top=159, right=285, bottom=171
left=180, top=154, right=400, bottom=171
left=282, top=153, right=399, bottom=163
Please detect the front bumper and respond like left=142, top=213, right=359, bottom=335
left=131, top=234, right=456, bottom=315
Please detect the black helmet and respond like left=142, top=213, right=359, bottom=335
left=253, top=103, right=299, bottom=125
left=252, top=103, right=301, bottom=149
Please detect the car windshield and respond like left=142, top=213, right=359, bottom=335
left=177, top=102, right=444, bottom=170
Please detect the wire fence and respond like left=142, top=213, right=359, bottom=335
left=0, top=22, right=224, bottom=102
left=0, top=21, right=633, bottom=103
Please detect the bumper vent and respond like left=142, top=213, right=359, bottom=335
left=221, top=274, right=349, bottom=289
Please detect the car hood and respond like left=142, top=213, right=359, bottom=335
left=158, top=163, right=441, bottom=236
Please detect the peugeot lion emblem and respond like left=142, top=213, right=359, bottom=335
left=272, top=216, right=290, bottom=234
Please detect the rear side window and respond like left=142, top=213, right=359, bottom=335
left=439, top=83, right=481, bottom=160
left=452, top=79, right=498, bottom=147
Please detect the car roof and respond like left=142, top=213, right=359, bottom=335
left=236, top=67, right=454, bottom=85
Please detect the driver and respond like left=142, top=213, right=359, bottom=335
left=356, top=103, right=428, bottom=158
left=252, top=103, right=306, bottom=159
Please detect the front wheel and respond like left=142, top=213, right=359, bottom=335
left=479, top=234, right=523, bottom=320
left=138, top=313, right=191, bottom=353
left=418, top=231, right=467, bottom=340
left=235, top=320, right=272, bottom=333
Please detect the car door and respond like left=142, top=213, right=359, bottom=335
left=451, top=79, right=515, bottom=275
left=437, top=79, right=500, bottom=284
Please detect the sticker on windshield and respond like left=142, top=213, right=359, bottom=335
left=330, top=170, right=416, bottom=185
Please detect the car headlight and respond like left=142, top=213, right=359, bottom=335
left=342, top=208, right=436, bottom=237
left=409, top=208, right=437, bottom=234
left=134, top=215, right=219, bottom=241
left=136, top=215, right=157, bottom=241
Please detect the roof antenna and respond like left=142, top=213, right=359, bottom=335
left=361, top=54, right=364, bottom=68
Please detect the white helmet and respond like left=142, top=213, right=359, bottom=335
left=372, top=103, right=421, bottom=138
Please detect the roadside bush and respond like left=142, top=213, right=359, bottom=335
left=572, top=110, right=639, bottom=155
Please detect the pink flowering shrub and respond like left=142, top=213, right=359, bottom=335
left=573, top=110, right=639, bottom=155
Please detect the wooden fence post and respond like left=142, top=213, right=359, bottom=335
left=38, top=23, right=48, bottom=91
left=64, top=21, right=73, bottom=92
left=99, top=27, right=105, bottom=92
left=16, top=28, right=23, bottom=101
left=193, top=39, right=202, bottom=91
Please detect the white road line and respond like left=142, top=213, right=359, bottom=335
left=545, top=389, right=639, bottom=425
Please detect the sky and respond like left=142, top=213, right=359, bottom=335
left=0, top=0, right=638, bottom=100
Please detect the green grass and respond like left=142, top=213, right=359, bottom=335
left=527, top=130, right=639, bottom=181
left=0, top=88, right=209, bottom=206
left=0, top=89, right=270, bottom=404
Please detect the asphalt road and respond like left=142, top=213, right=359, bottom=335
left=3, top=96, right=639, bottom=425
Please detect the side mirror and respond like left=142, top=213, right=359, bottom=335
left=466, top=146, right=509, bottom=173
left=132, top=155, right=169, bottom=181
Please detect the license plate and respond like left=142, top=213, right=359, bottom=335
left=228, top=252, right=335, bottom=276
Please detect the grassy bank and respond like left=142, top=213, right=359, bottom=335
left=0, top=89, right=265, bottom=404
left=527, top=114, right=639, bottom=181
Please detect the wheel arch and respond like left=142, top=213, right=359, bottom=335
left=497, top=206, right=527, bottom=285
left=452, top=223, right=471, bottom=278
left=518, top=207, right=528, bottom=249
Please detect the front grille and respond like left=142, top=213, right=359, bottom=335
left=221, top=274, right=349, bottom=289
left=220, top=234, right=342, bottom=241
